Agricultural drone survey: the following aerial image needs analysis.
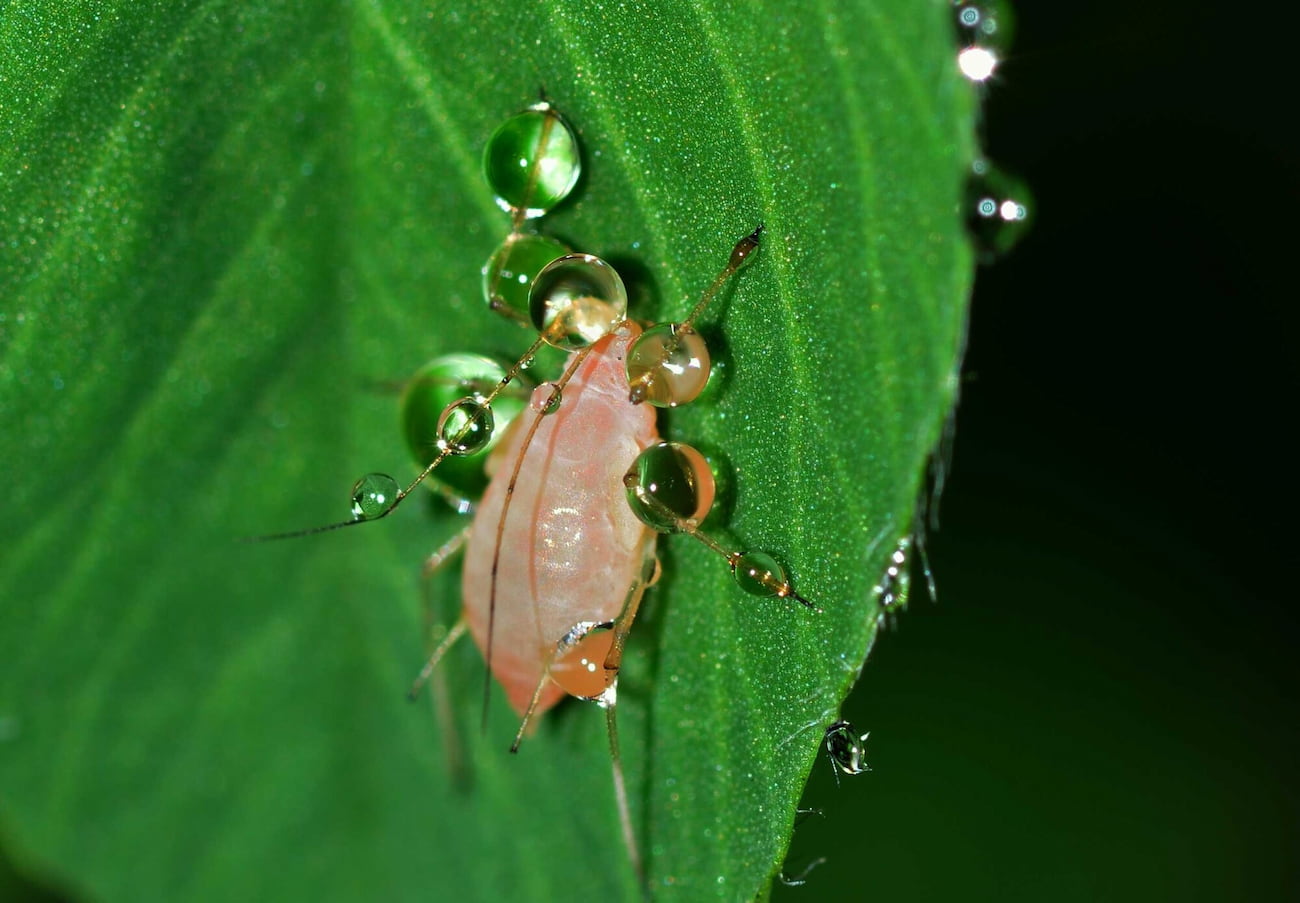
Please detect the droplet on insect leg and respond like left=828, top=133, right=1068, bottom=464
left=549, top=626, right=619, bottom=700
left=625, top=323, right=711, bottom=407
left=401, top=354, right=527, bottom=499
left=529, top=254, right=628, bottom=349
left=623, top=441, right=715, bottom=533
left=350, top=473, right=400, bottom=520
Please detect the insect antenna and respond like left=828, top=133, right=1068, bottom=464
left=242, top=332, right=555, bottom=543
left=509, top=108, right=557, bottom=233
left=481, top=342, right=599, bottom=732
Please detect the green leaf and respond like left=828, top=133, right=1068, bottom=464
left=0, top=1, right=973, bottom=900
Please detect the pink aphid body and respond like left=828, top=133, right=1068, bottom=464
left=460, top=323, right=658, bottom=717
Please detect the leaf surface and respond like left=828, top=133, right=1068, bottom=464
left=0, top=1, right=974, bottom=899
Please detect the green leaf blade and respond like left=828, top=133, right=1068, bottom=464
left=1, top=1, right=974, bottom=900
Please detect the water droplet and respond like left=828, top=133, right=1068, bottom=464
left=625, top=323, right=711, bottom=407
left=530, top=381, right=563, bottom=414
left=351, top=473, right=399, bottom=520
left=728, top=224, right=764, bottom=270
left=952, top=1, right=1015, bottom=53
left=874, top=536, right=911, bottom=610
left=952, top=3, right=1014, bottom=81
left=401, top=354, right=523, bottom=498
left=824, top=720, right=871, bottom=776
left=966, top=157, right=1033, bottom=262
left=482, top=233, right=571, bottom=320
left=436, top=396, right=495, bottom=455
left=958, top=45, right=998, bottom=81
left=623, top=441, right=715, bottom=533
left=730, top=550, right=789, bottom=598
left=550, top=623, right=617, bottom=699
left=529, top=253, right=628, bottom=349
left=482, top=103, right=581, bottom=218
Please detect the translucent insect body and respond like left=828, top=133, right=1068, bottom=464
left=461, top=323, right=657, bottom=719
left=263, top=99, right=819, bottom=886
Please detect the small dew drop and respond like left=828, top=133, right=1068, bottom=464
left=350, top=473, right=399, bottom=520
left=731, top=550, right=789, bottom=598
left=999, top=199, right=1028, bottom=221
left=436, top=396, right=495, bottom=455
left=530, top=381, right=563, bottom=414
left=965, top=157, right=1033, bottom=262
left=953, top=1, right=1015, bottom=53
left=824, top=720, right=871, bottom=777
left=874, top=536, right=911, bottom=610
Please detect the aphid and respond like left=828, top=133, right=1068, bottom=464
left=823, top=720, right=871, bottom=781
left=259, top=100, right=819, bottom=883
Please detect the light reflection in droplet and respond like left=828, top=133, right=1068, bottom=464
left=999, top=199, right=1027, bottom=221
left=958, top=46, right=998, bottom=81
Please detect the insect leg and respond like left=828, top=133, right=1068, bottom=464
left=604, top=691, right=644, bottom=890
left=409, top=525, right=474, bottom=700
left=406, top=526, right=473, bottom=779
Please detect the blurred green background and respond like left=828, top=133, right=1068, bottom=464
left=776, top=2, right=1298, bottom=899
left=6, top=0, right=1296, bottom=900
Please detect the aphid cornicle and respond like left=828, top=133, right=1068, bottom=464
left=259, top=100, right=819, bottom=885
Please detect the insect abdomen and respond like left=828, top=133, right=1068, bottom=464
left=461, top=324, right=657, bottom=716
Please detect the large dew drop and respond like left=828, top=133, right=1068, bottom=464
left=823, top=720, right=871, bottom=777
left=483, top=233, right=571, bottom=320
left=401, top=354, right=523, bottom=499
left=529, top=254, right=628, bottom=349
left=482, top=103, right=581, bottom=219
left=623, top=441, right=716, bottom=533
left=625, top=323, right=712, bottom=407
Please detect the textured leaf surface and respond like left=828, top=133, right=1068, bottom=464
left=0, top=1, right=973, bottom=899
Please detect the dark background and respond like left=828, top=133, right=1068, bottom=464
left=4, top=2, right=1294, bottom=901
left=778, top=2, right=1298, bottom=900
